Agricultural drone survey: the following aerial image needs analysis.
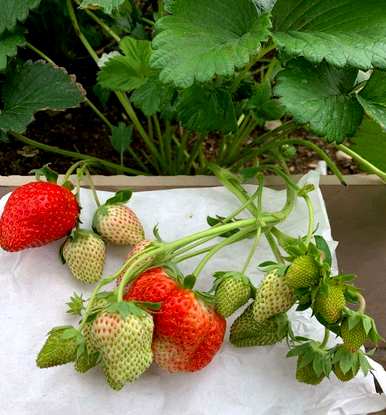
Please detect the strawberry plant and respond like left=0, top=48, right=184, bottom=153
left=0, top=0, right=385, bottom=179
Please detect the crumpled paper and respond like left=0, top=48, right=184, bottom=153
left=1, top=171, right=385, bottom=415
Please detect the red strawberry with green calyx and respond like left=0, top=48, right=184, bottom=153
left=0, top=181, right=79, bottom=252
left=93, top=190, right=144, bottom=246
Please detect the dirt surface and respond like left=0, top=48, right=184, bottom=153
left=0, top=105, right=360, bottom=176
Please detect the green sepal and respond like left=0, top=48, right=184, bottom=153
left=62, top=180, right=75, bottom=191
left=212, top=271, right=252, bottom=292
left=314, top=235, right=332, bottom=268
left=66, top=292, right=85, bottom=316
left=239, top=166, right=260, bottom=182
left=258, top=261, right=287, bottom=277
left=106, top=301, right=147, bottom=319
left=195, top=290, right=216, bottom=306
left=30, top=164, right=58, bottom=183
left=105, top=189, right=133, bottom=205
left=152, top=224, right=164, bottom=242
left=135, top=301, right=162, bottom=312
left=183, top=274, right=197, bottom=290
left=343, top=309, right=383, bottom=343
left=207, top=215, right=241, bottom=238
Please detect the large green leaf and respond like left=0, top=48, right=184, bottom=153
left=357, top=71, right=386, bottom=129
left=98, top=37, right=154, bottom=91
left=0, top=61, right=85, bottom=133
left=275, top=59, right=363, bottom=142
left=79, top=0, right=125, bottom=14
left=0, top=30, right=25, bottom=70
left=351, top=118, right=386, bottom=172
left=131, top=76, right=174, bottom=116
left=272, top=0, right=386, bottom=70
left=0, top=0, right=41, bottom=33
left=176, top=84, right=237, bottom=133
left=150, top=0, right=272, bottom=88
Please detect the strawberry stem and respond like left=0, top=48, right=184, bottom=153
left=241, top=226, right=262, bottom=274
left=321, top=328, right=330, bottom=349
left=357, top=293, right=367, bottom=314
left=265, top=231, right=284, bottom=264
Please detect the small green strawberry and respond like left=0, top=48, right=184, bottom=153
left=285, top=255, right=320, bottom=289
left=333, top=364, right=359, bottom=381
left=230, top=304, right=289, bottom=347
left=36, top=326, right=78, bottom=368
left=92, top=305, right=153, bottom=390
left=93, top=204, right=144, bottom=246
left=340, top=319, right=367, bottom=352
left=62, top=229, right=106, bottom=284
left=296, top=360, right=325, bottom=385
left=313, top=283, right=346, bottom=324
left=252, top=271, right=295, bottom=323
left=214, top=272, right=252, bottom=318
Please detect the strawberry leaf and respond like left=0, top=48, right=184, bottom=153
left=79, top=0, right=125, bottom=14
left=0, top=29, right=25, bottom=70
left=275, top=58, right=363, bottom=142
left=98, top=37, right=154, bottom=92
left=350, top=118, right=386, bottom=173
left=105, top=189, right=133, bottom=205
left=150, top=0, right=272, bottom=88
left=0, top=61, right=85, bottom=133
left=111, top=123, right=133, bottom=158
left=0, top=0, right=41, bottom=33
left=272, top=0, right=386, bottom=70
left=66, top=293, right=85, bottom=316
left=176, top=84, right=237, bottom=133
left=357, top=70, right=386, bottom=129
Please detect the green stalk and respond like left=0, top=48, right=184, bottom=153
left=303, top=194, right=314, bottom=247
left=186, top=135, right=205, bottom=174
left=265, top=231, right=284, bottom=263
left=84, top=167, right=101, bottom=207
left=83, top=9, right=121, bottom=42
left=337, top=144, right=386, bottom=182
left=10, top=132, right=146, bottom=176
left=241, top=227, right=262, bottom=274
left=115, top=92, right=161, bottom=172
left=192, top=228, right=254, bottom=278
left=277, top=138, right=346, bottom=185
left=321, top=328, right=330, bottom=348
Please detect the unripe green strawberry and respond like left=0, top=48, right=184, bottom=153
left=333, top=364, right=359, bottom=382
left=36, top=327, right=78, bottom=368
left=314, top=285, right=346, bottom=324
left=215, top=274, right=252, bottom=318
left=285, top=255, right=320, bottom=289
left=340, top=319, right=367, bottom=352
left=296, top=359, right=325, bottom=385
left=252, top=271, right=295, bottom=323
left=62, top=229, right=105, bottom=284
left=92, top=310, right=153, bottom=390
left=230, top=304, right=289, bottom=347
left=93, top=204, right=144, bottom=246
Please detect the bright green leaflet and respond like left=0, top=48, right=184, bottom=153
left=351, top=118, right=386, bottom=172
left=0, top=30, right=25, bottom=70
left=79, top=0, right=125, bottom=14
left=357, top=71, right=386, bottom=129
left=176, top=84, right=237, bottom=133
left=151, top=0, right=272, bottom=88
left=0, top=0, right=41, bottom=34
left=98, top=37, right=155, bottom=92
left=0, top=61, right=85, bottom=133
left=131, top=76, right=174, bottom=117
left=275, top=58, right=363, bottom=142
left=111, top=123, right=133, bottom=159
left=272, top=0, right=386, bottom=70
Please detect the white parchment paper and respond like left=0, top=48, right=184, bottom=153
left=1, top=172, right=385, bottom=415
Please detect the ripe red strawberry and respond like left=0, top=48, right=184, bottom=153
left=123, top=267, right=178, bottom=302
left=0, top=181, right=79, bottom=252
left=125, top=270, right=226, bottom=372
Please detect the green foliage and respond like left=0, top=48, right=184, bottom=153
left=351, top=118, right=386, bottom=172
left=98, top=37, right=154, bottom=91
left=0, top=0, right=41, bottom=33
left=111, top=122, right=133, bottom=159
left=150, top=0, right=272, bottom=87
left=275, top=59, right=363, bottom=142
left=357, top=71, right=386, bottom=129
left=0, top=30, right=25, bottom=70
left=79, top=0, right=126, bottom=14
left=176, top=84, right=237, bottom=133
left=272, top=0, right=386, bottom=70
left=0, top=61, right=85, bottom=133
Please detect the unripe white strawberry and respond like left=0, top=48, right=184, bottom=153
left=93, top=204, right=145, bottom=246
left=62, top=229, right=105, bottom=284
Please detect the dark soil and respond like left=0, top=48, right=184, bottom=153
left=0, top=104, right=360, bottom=176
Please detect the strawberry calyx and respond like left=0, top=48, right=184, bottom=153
left=30, top=164, right=59, bottom=184
left=332, top=345, right=372, bottom=378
